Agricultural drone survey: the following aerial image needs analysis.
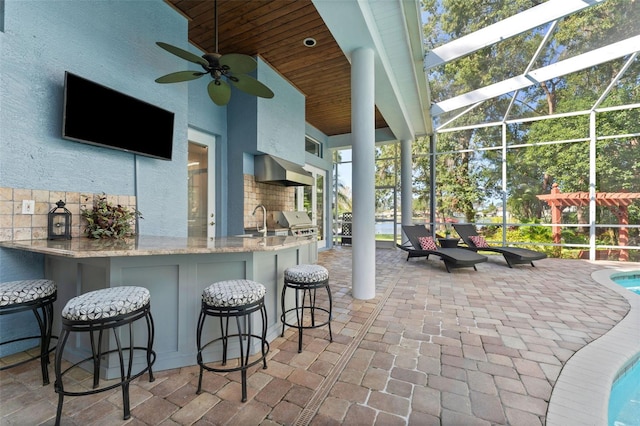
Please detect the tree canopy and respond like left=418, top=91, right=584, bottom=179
left=417, top=0, right=640, bottom=229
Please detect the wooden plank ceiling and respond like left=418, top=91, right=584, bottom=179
left=166, top=0, right=387, bottom=137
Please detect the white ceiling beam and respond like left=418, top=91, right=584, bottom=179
left=432, top=35, right=640, bottom=116
left=424, top=0, right=606, bottom=70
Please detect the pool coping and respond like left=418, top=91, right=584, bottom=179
left=547, top=265, right=640, bottom=426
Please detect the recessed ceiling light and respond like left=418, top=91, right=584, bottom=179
left=303, top=37, right=317, bottom=48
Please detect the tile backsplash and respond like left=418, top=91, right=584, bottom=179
left=1, top=177, right=295, bottom=241
left=0, top=187, right=137, bottom=241
left=243, top=175, right=296, bottom=229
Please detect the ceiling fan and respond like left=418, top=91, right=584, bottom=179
left=154, top=0, right=274, bottom=106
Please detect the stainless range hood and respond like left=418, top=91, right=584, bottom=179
left=254, top=155, right=313, bottom=187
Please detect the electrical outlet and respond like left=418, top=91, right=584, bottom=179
left=22, top=200, right=35, bottom=215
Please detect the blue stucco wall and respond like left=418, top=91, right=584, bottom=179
left=0, top=0, right=322, bottom=274
left=0, top=0, right=329, bottom=353
left=0, top=0, right=325, bottom=268
left=0, top=0, right=182, bottom=354
left=255, top=62, right=306, bottom=164
left=225, top=60, right=307, bottom=234
left=0, top=0, right=231, bottom=279
left=0, top=0, right=232, bottom=354
left=1, top=0, right=187, bottom=239
left=227, top=60, right=305, bottom=161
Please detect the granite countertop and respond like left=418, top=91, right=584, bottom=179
left=0, top=235, right=314, bottom=258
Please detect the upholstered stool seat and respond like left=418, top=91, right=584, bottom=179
left=201, top=279, right=266, bottom=307
left=61, top=286, right=151, bottom=321
left=284, top=264, right=330, bottom=283
left=197, top=279, right=269, bottom=402
left=54, top=286, right=155, bottom=426
left=281, top=264, right=333, bottom=353
left=0, top=279, right=57, bottom=306
left=0, top=279, right=57, bottom=386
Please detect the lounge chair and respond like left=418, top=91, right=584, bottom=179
left=397, top=225, right=487, bottom=273
left=452, top=223, right=547, bottom=268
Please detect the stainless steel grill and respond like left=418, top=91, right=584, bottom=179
left=274, top=211, right=318, bottom=237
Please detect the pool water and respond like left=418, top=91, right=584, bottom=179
left=613, top=273, right=640, bottom=296
left=608, top=272, right=640, bottom=426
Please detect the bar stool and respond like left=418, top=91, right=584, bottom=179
left=196, top=279, right=269, bottom=402
left=281, top=264, right=333, bottom=353
left=54, top=286, right=155, bottom=425
left=0, top=279, right=57, bottom=385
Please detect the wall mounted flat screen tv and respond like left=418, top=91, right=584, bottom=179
left=62, top=72, right=174, bottom=160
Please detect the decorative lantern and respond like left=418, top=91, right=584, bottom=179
left=48, top=200, right=72, bottom=240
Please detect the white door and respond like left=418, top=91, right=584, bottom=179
left=187, top=129, right=216, bottom=239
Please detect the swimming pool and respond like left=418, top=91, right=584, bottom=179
left=612, top=273, right=640, bottom=295
left=608, top=272, right=640, bottom=426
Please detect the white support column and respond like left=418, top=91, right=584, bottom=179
left=401, top=139, right=413, bottom=227
left=589, top=110, right=597, bottom=261
left=351, top=47, right=376, bottom=300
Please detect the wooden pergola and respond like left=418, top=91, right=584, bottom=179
left=537, top=183, right=640, bottom=261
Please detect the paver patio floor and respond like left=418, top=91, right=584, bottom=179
left=1, top=246, right=638, bottom=425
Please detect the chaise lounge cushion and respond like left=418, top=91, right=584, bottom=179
left=469, top=235, right=490, bottom=248
left=418, top=236, right=439, bottom=251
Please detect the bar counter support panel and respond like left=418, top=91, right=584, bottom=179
left=42, top=241, right=316, bottom=378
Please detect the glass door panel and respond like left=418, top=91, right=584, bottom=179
left=188, top=143, right=208, bottom=238
left=187, top=129, right=216, bottom=239
left=301, top=165, right=326, bottom=246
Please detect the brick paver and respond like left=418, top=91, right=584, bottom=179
left=1, top=247, right=636, bottom=425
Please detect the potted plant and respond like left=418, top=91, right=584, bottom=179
left=81, top=194, right=142, bottom=239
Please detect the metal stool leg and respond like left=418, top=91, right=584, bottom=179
left=280, top=284, right=287, bottom=337
left=32, top=302, right=52, bottom=385
left=196, top=309, right=207, bottom=394
left=260, top=304, right=268, bottom=369
left=54, top=328, right=71, bottom=426
left=325, top=283, right=333, bottom=342
left=145, top=310, right=155, bottom=382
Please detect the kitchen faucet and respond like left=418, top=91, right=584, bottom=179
left=252, top=204, right=267, bottom=237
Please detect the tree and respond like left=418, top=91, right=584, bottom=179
left=420, top=0, right=640, bottom=228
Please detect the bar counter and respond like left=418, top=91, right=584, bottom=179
left=1, top=235, right=317, bottom=376
left=0, top=234, right=315, bottom=258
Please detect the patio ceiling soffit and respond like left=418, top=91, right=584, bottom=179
left=312, top=0, right=432, bottom=141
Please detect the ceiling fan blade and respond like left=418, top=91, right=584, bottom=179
left=156, top=42, right=209, bottom=67
left=229, top=74, right=274, bottom=99
left=207, top=80, right=232, bottom=106
left=219, top=54, right=257, bottom=74
left=155, top=71, right=206, bottom=84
